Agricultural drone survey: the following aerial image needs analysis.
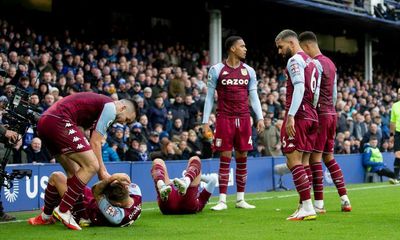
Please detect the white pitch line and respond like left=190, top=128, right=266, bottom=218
left=1, top=184, right=398, bottom=224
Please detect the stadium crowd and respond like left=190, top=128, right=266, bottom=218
left=0, top=18, right=397, bottom=163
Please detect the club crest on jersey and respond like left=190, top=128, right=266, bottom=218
left=241, top=68, right=248, bottom=76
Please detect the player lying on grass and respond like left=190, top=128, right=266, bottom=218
left=28, top=172, right=142, bottom=230
left=151, top=156, right=217, bottom=214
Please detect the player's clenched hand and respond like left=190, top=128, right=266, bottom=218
left=286, top=115, right=296, bottom=137
left=256, top=119, right=265, bottom=134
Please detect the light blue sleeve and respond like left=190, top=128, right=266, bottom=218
left=202, top=64, right=219, bottom=124
left=333, top=73, right=338, bottom=106
left=95, top=102, right=117, bottom=136
left=129, top=183, right=142, bottom=196
left=98, top=197, right=125, bottom=225
left=288, top=84, right=305, bottom=116
left=287, top=56, right=305, bottom=86
left=287, top=56, right=305, bottom=116
left=313, top=60, right=322, bottom=108
left=245, top=64, right=258, bottom=92
left=244, top=64, right=263, bottom=121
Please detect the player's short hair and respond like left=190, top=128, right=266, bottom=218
left=104, top=182, right=129, bottom=202
left=275, top=29, right=298, bottom=42
left=299, top=31, right=318, bottom=43
left=121, top=98, right=139, bottom=121
left=225, top=36, right=243, bottom=52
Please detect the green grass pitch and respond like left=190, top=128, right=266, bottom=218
left=1, top=183, right=398, bottom=240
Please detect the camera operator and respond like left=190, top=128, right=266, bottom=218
left=0, top=97, right=19, bottom=222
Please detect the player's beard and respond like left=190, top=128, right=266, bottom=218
left=284, top=48, right=293, bottom=59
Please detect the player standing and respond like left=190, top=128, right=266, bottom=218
left=275, top=29, right=319, bottom=220
left=202, top=36, right=264, bottom=211
left=299, top=31, right=351, bottom=213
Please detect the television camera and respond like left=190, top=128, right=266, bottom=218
left=0, top=68, right=41, bottom=189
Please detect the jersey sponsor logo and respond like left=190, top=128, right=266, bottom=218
left=129, top=204, right=142, bottom=220
left=68, top=129, right=77, bottom=135
left=72, top=136, right=81, bottom=142
left=241, top=68, right=248, bottom=76
left=221, top=78, right=249, bottom=86
left=222, top=71, right=229, bottom=75
left=65, top=122, right=72, bottom=128
left=76, top=144, right=84, bottom=150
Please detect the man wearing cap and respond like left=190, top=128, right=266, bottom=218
left=130, top=122, right=147, bottom=143
left=390, top=88, right=400, bottom=180
left=147, top=131, right=161, bottom=153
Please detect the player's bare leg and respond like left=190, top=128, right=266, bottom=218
left=235, top=150, right=255, bottom=209
left=211, top=151, right=232, bottom=211
left=323, top=154, right=351, bottom=212
left=309, top=152, right=325, bottom=213
left=173, top=156, right=201, bottom=195
left=286, top=150, right=316, bottom=221
left=151, top=158, right=172, bottom=201
left=53, top=151, right=100, bottom=230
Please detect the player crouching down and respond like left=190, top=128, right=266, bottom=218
left=28, top=172, right=142, bottom=230
left=151, top=156, right=217, bottom=214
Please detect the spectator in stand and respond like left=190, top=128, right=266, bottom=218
left=147, top=95, right=168, bottom=130
left=125, top=139, right=141, bottom=161
left=169, top=67, right=185, bottom=99
left=130, top=122, right=147, bottom=144
left=258, top=116, right=282, bottom=156
left=101, top=137, right=120, bottom=162
left=353, top=112, right=368, bottom=141
left=170, top=94, right=189, bottom=129
left=147, top=131, right=161, bottom=153
left=187, top=130, right=203, bottom=158
left=24, top=137, right=55, bottom=163
left=360, top=123, right=383, bottom=152
left=170, top=118, right=184, bottom=141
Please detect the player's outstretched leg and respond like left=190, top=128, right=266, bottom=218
left=325, top=158, right=351, bottom=212
left=235, top=156, right=255, bottom=209
left=211, top=155, right=231, bottom=211
left=173, top=156, right=201, bottom=195
left=151, top=159, right=171, bottom=201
